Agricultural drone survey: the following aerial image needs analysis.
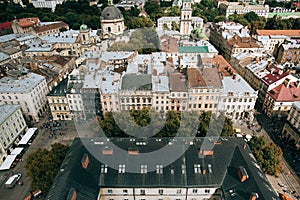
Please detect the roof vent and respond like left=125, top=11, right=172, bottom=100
left=102, top=146, right=113, bottom=155
left=249, top=192, right=259, bottom=200
left=81, top=153, right=89, bottom=169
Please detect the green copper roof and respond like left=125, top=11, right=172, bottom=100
left=268, top=12, right=300, bottom=18
left=178, top=46, right=209, bottom=53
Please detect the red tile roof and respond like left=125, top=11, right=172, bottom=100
left=201, top=55, right=237, bottom=76
left=0, top=21, right=12, bottom=30
left=33, top=22, right=69, bottom=33
left=16, top=18, right=39, bottom=28
left=187, top=68, right=222, bottom=87
left=256, top=29, right=300, bottom=37
left=261, top=69, right=288, bottom=85
left=268, top=81, right=300, bottom=102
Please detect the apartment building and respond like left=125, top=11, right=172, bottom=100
left=263, top=78, right=300, bottom=118
left=218, top=75, right=258, bottom=121
left=186, top=68, right=222, bottom=113
left=219, top=2, right=269, bottom=18
left=0, top=105, right=27, bottom=163
left=273, top=39, right=300, bottom=65
left=0, top=72, right=49, bottom=121
left=46, top=137, right=279, bottom=200
left=32, top=0, right=66, bottom=12
left=47, top=78, right=71, bottom=121
left=282, top=101, right=300, bottom=148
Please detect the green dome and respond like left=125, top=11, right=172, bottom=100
left=80, top=24, right=89, bottom=31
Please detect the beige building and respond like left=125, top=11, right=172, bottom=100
left=186, top=68, right=222, bottom=113
left=47, top=79, right=71, bottom=121
left=282, top=101, right=300, bottom=149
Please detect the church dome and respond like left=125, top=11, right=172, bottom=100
left=101, top=6, right=123, bottom=20
left=80, top=24, right=89, bottom=31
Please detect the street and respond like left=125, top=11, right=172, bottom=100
left=0, top=116, right=79, bottom=200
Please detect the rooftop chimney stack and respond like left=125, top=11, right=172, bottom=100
left=249, top=192, right=259, bottom=200
left=81, top=154, right=89, bottom=169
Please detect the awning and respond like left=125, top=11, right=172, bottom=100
left=18, top=128, right=38, bottom=145
left=0, top=154, right=17, bottom=171
left=10, top=147, right=24, bottom=155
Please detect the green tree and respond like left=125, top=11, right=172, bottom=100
left=25, top=144, right=69, bottom=193
left=249, top=136, right=282, bottom=176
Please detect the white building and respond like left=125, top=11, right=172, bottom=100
left=256, top=35, right=289, bottom=54
left=219, top=75, right=258, bottom=121
left=220, top=2, right=269, bottom=18
left=32, top=0, right=66, bottom=12
left=0, top=73, right=49, bottom=121
left=0, top=105, right=27, bottom=163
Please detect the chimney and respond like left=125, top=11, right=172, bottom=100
left=232, top=74, right=236, bottom=80
left=67, top=188, right=77, bottom=200
left=278, top=70, right=283, bottom=75
left=243, top=143, right=247, bottom=149
left=249, top=193, right=259, bottom=200
left=102, top=146, right=113, bottom=155
left=202, top=168, right=206, bottom=175
left=237, top=166, right=249, bottom=182
left=81, top=153, right=89, bottom=169
left=200, top=150, right=214, bottom=156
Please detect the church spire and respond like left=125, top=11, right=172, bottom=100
left=108, top=0, right=113, bottom=6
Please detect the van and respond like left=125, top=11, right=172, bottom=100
left=5, top=173, right=21, bottom=188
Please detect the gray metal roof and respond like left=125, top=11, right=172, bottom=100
left=0, top=73, right=45, bottom=93
left=121, top=74, right=152, bottom=90
left=0, top=104, right=20, bottom=125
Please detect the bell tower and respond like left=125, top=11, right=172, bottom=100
left=180, top=0, right=192, bottom=35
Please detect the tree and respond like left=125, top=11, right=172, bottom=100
left=244, top=11, right=259, bottom=22
left=25, top=144, right=69, bottom=193
left=249, top=136, right=282, bottom=177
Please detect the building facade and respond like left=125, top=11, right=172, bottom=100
left=0, top=73, right=49, bottom=122
left=0, top=105, right=27, bottom=163
left=282, top=101, right=300, bottom=149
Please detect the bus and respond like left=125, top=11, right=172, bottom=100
left=5, top=173, right=21, bottom=188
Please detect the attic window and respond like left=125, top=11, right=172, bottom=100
left=101, top=164, right=108, bottom=174
left=141, top=165, right=147, bottom=174
left=156, top=165, right=163, bottom=174
left=118, top=165, right=125, bottom=173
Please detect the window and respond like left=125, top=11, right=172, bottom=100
left=205, top=189, right=210, bottom=193
left=193, top=189, right=198, bottom=193
left=177, top=189, right=182, bottom=194
left=107, top=189, right=113, bottom=194
left=158, top=189, right=163, bottom=195
left=123, top=189, right=128, bottom=194
left=140, top=189, right=145, bottom=195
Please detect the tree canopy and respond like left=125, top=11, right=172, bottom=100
left=25, top=143, right=69, bottom=193
left=249, top=136, right=282, bottom=177
left=98, top=109, right=234, bottom=138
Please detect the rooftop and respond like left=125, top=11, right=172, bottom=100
left=15, top=17, right=39, bottom=28
left=178, top=46, right=209, bottom=53
left=222, top=75, right=256, bottom=95
left=169, top=73, right=187, bottom=92
left=0, top=104, right=20, bottom=125
left=0, top=72, right=45, bottom=93
left=187, top=68, right=222, bottom=88
left=121, top=74, right=152, bottom=90
left=268, top=80, right=300, bottom=102
left=261, top=69, right=288, bottom=85
left=256, top=29, right=300, bottom=37
left=33, top=21, right=68, bottom=33
left=46, top=137, right=279, bottom=200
